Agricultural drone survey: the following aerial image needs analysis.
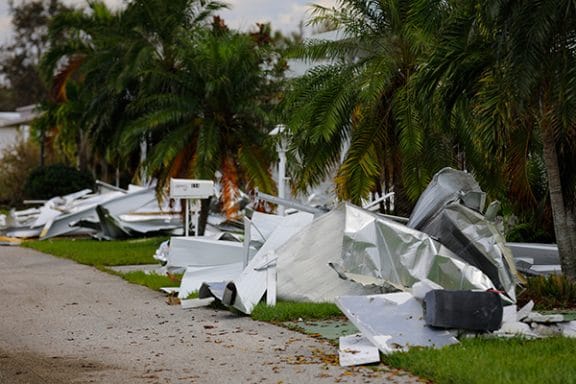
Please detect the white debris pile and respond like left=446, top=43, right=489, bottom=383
left=142, top=170, right=573, bottom=369
left=0, top=183, right=183, bottom=240
left=189, top=169, right=516, bottom=319
left=494, top=301, right=576, bottom=339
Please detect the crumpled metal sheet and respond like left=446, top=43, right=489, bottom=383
left=178, top=262, right=244, bottom=299
left=328, top=203, right=497, bottom=293
left=407, top=167, right=485, bottom=229
left=217, top=199, right=499, bottom=311
left=418, top=202, right=518, bottom=302
left=507, top=242, right=560, bottom=276
left=506, top=242, right=559, bottom=265
left=165, top=236, right=253, bottom=275
left=339, top=334, right=380, bottom=367
left=153, top=240, right=170, bottom=264
left=247, top=211, right=288, bottom=251
left=39, top=188, right=154, bottom=239
left=201, top=168, right=516, bottom=312
left=407, top=168, right=519, bottom=302
left=201, top=212, right=315, bottom=314
left=275, top=207, right=382, bottom=303
left=94, top=205, right=182, bottom=240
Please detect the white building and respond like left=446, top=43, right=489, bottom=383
left=0, top=104, right=39, bottom=158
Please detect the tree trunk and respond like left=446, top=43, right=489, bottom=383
left=40, top=128, right=45, bottom=167
left=391, top=164, right=414, bottom=217
left=541, top=120, right=576, bottom=280
left=568, top=205, right=576, bottom=275
left=375, top=181, right=386, bottom=214
left=197, top=196, right=212, bottom=236
left=76, top=131, right=89, bottom=172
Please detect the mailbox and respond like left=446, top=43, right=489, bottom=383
left=169, top=178, right=214, bottom=199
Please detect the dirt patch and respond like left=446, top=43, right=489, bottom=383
left=0, top=349, right=116, bottom=384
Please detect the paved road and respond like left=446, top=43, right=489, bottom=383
left=0, top=247, right=426, bottom=384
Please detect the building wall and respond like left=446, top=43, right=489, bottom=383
left=0, top=108, right=35, bottom=158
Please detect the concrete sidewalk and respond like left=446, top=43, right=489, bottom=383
left=0, top=247, right=425, bottom=384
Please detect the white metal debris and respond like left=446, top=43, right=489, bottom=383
left=325, top=203, right=498, bottom=294
left=178, top=262, right=244, bottom=299
left=165, top=237, right=255, bottom=274
left=203, top=212, right=315, bottom=314
left=338, top=334, right=380, bottom=367
left=275, top=207, right=383, bottom=303
left=40, top=187, right=156, bottom=239
left=336, top=292, right=459, bottom=355
left=406, top=168, right=520, bottom=303
left=180, top=297, right=215, bottom=309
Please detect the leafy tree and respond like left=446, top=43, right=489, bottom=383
left=0, top=140, right=42, bottom=205
left=0, top=0, right=69, bottom=110
left=282, top=0, right=448, bottom=215
left=39, top=0, right=280, bottom=234
left=420, top=0, right=576, bottom=279
left=121, top=25, right=278, bottom=224
left=40, top=1, right=131, bottom=177
left=39, top=0, right=228, bottom=185
left=0, top=86, right=15, bottom=110
left=114, top=0, right=229, bottom=193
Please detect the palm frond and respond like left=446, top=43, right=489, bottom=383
left=237, top=145, right=276, bottom=194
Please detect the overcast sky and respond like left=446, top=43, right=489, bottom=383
left=0, top=0, right=337, bottom=44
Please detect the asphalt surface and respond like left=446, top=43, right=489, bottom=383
left=0, top=246, right=426, bottom=384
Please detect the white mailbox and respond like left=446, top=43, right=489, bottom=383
left=169, top=178, right=214, bottom=199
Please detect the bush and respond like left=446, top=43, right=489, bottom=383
left=0, top=139, right=41, bottom=205
left=23, top=164, right=95, bottom=200
left=506, top=221, right=555, bottom=243
left=518, top=274, right=576, bottom=310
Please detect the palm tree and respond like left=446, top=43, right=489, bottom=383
left=40, top=1, right=132, bottom=178
left=40, top=0, right=228, bottom=184
left=120, top=26, right=279, bottom=230
left=40, top=0, right=279, bottom=234
left=81, top=0, right=228, bottom=183
left=282, top=0, right=449, bottom=215
left=420, top=0, right=576, bottom=279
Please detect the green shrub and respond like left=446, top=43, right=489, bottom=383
left=506, top=221, right=554, bottom=243
left=23, top=164, right=95, bottom=199
left=518, top=274, right=576, bottom=310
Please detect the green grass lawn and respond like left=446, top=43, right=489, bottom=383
left=22, top=237, right=176, bottom=289
left=119, top=271, right=182, bottom=290
left=384, top=336, right=576, bottom=384
left=21, top=237, right=576, bottom=384
left=252, top=301, right=343, bottom=322
left=23, top=237, right=166, bottom=266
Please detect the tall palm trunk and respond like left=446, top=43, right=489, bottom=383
left=198, top=196, right=212, bottom=236
left=541, top=109, right=576, bottom=280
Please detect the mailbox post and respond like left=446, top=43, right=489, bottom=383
left=169, top=178, right=215, bottom=237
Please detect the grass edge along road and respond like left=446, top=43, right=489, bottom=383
left=22, top=238, right=576, bottom=384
